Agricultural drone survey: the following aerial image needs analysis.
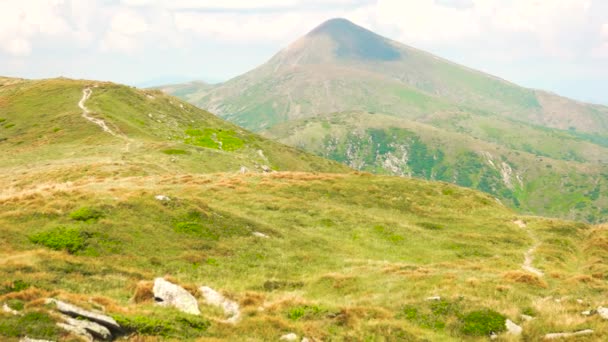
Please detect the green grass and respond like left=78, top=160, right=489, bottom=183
left=29, top=226, right=89, bottom=254
left=1, top=77, right=608, bottom=340
left=0, top=311, right=61, bottom=340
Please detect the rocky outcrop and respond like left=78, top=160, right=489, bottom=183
left=153, top=278, right=201, bottom=315
left=45, top=299, right=122, bottom=335
left=59, top=314, right=112, bottom=341
left=19, top=338, right=55, bottom=342
left=199, top=286, right=240, bottom=324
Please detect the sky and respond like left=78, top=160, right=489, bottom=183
left=0, top=0, right=607, bottom=105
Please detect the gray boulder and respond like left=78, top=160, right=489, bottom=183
left=153, top=278, right=201, bottom=315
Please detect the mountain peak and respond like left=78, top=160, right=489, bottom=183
left=305, top=18, right=402, bottom=61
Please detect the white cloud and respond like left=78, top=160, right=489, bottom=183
left=0, top=0, right=71, bottom=56
left=100, top=11, right=149, bottom=53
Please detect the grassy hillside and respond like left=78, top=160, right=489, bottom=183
left=2, top=170, right=608, bottom=341
left=264, top=112, right=608, bottom=223
left=162, top=18, right=608, bottom=223
left=0, top=77, right=347, bottom=176
left=1, top=76, right=607, bottom=341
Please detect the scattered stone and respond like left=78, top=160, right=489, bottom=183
left=425, top=296, right=441, bottom=301
left=581, top=310, right=595, bottom=316
left=59, top=314, right=112, bottom=341
left=199, top=286, right=240, bottom=324
left=154, top=195, right=171, bottom=201
left=45, top=299, right=122, bottom=334
left=576, top=299, right=584, bottom=304
left=598, top=306, right=608, bottom=319
left=301, top=338, right=310, bottom=342
left=19, top=338, right=55, bottom=342
left=253, top=232, right=269, bottom=238
left=2, top=303, right=19, bottom=315
left=506, top=319, right=522, bottom=335
left=261, top=165, right=272, bottom=173
left=520, top=314, right=534, bottom=321
left=280, top=333, right=298, bottom=341
left=153, top=278, right=200, bottom=315
left=240, top=166, right=249, bottom=174
left=544, top=329, right=594, bottom=340
left=513, top=220, right=527, bottom=228
left=57, top=322, right=93, bottom=342
left=490, top=332, right=498, bottom=340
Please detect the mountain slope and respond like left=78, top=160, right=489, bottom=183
left=0, top=77, right=348, bottom=178
left=163, top=18, right=608, bottom=222
left=1, top=76, right=608, bottom=341
left=264, top=112, right=608, bottom=222
left=169, top=18, right=608, bottom=134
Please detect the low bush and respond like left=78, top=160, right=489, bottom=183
left=70, top=207, right=103, bottom=221
left=287, top=305, right=327, bottom=321
left=0, top=280, right=30, bottom=295
left=29, top=227, right=88, bottom=254
left=460, top=309, right=506, bottom=336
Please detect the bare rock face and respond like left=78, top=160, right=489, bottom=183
left=45, top=299, right=122, bottom=335
left=153, top=278, right=201, bottom=315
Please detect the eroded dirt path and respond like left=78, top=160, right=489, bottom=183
left=514, top=220, right=544, bottom=277
left=79, top=88, right=132, bottom=152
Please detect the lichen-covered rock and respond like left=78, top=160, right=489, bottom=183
left=153, top=278, right=201, bottom=315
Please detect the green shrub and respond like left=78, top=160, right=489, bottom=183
left=460, top=309, right=506, bottom=336
left=0, top=311, right=60, bottom=339
left=0, top=280, right=30, bottom=294
left=7, top=299, right=25, bottom=311
left=401, top=305, right=445, bottom=330
left=287, top=305, right=327, bottom=321
left=113, top=312, right=210, bottom=338
left=70, top=207, right=103, bottom=221
left=162, top=149, right=189, bottom=155
left=173, top=222, right=218, bottom=240
left=29, top=227, right=88, bottom=254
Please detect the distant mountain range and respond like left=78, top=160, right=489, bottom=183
left=161, top=18, right=608, bottom=222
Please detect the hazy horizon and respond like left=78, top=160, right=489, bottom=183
left=1, top=0, right=607, bottom=105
